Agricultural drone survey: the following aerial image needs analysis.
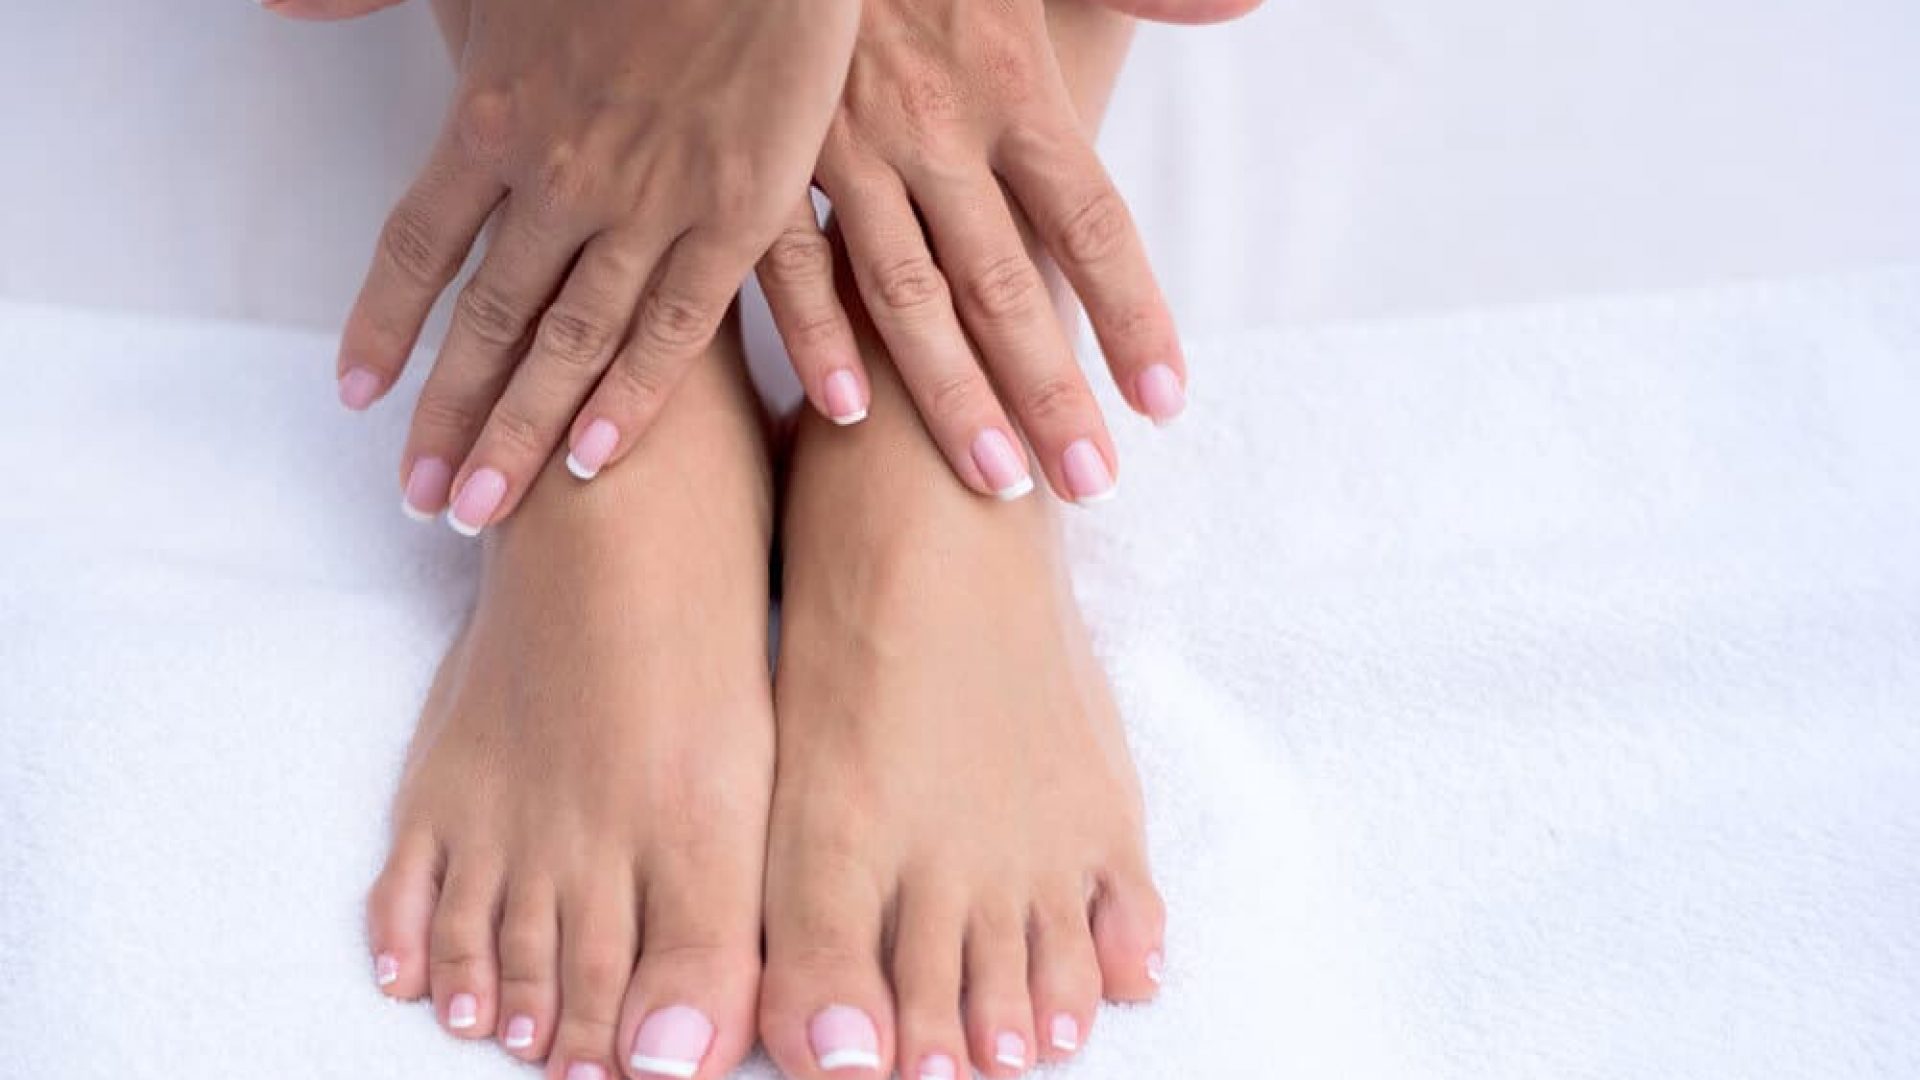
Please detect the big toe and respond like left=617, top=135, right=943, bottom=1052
left=618, top=856, right=762, bottom=1080
left=760, top=856, right=893, bottom=1077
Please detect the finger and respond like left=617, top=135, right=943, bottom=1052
left=406, top=204, right=583, bottom=533
left=823, top=168, right=1034, bottom=501
left=757, top=196, right=869, bottom=426
left=996, top=127, right=1187, bottom=426
left=570, top=232, right=743, bottom=475
left=913, top=165, right=1117, bottom=505
left=448, top=228, right=662, bottom=526
left=338, top=133, right=503, bottom=412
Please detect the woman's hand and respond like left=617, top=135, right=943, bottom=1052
left=755, top=0, right=1185, bottom=504
left=325, top=0, right=858, bottom=533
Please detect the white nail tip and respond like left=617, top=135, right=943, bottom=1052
left=376, top=970, right=399, bottom=987
left=995, top=1051, right=1026, bottom=1068
left=504, top=1034, right=535, bottom=1050
left=1074, top=485, right=1119, bottom=507
left=444, top=510, right=483, bottom=538
left=565, top=452, right=599, bottom=481
left=829, top=408, right=869, bottom=426
left=448, top=1015, right=477, bottom=1030
left=816, top=1049, right=882, bottom=1071
left=400, top=499, right=435, bottom=524
left=1052, top=1035, right=1079, bottom=1052
left=993, top=474, right=1036, bottom=501
left=629, top=1054, right=699, bottom=1078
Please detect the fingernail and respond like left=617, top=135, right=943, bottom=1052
left=823, top=369, right=868, bottom=425
left=447, top=992, right=479, bottom=1030
left=917, top=1052, right=958, bottom=1080
left=1061, top=438, right=1117, bottom=505
left=1136, top=363, right=1186, bottom=425
left=503, top=1014, right=536, bottom=1051
left=446, top=467, right=507, bottom=537
left=337, top=366, right=382, bottom=411
left=401, top=457, right=453, bottom=522
left=566, top=418, right=620, bottom=480
left=1146, top=949, right=1164, bottom=984
left=629, top=1005, right=714, bottom=1078
left=808, top=1004, right=881, bottom=1072
left=373, top=953, right=399, bottom=988
left=1049, top=1014, right=1080, bottom=1053
left=970, top=429, right=1034, bottom=501
left=564, top=1065, right=608, bottom=1080
left=994, top=1031, right=1027, bottom=1070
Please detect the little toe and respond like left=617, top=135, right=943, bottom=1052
left=547, top=887, right=641, bottom=1080
left=963, top=904, right=1035, bottom=1078
left=496, top=880, right=560, bottom=1061
left=887, top=883, right=969, bottom=1080
left=1026, top=886, right=1102, bottom=1064
left=760, top=866, right=893, bottom=1077
left=1090, top=865, right=1167, bottom=1002
left=428, top=854, right=505, bottom=1038
left=365, top=829, right=439, bottom=1000
left=618, top=859, right=761, bottom=1080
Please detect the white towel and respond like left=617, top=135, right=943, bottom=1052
left=3, top=265, right=1916, bottom=1078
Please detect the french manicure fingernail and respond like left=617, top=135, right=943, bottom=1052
left=1049, top=1014, right=1079, bottom=1053
left=401, top=457, right=452, bottom=522
left=1146, top=949, right=1165, bottom=984
left=447, top=992, right=479, bottom=1030
left=1061, top=438, right=1117, bottom=505
left=917, top=1052, right=958, bottom=1080
left=503, top=1014, right=536, bottom=1051
left=629, top=1005, right=714, bottom=1078
left=1136, top=363, right=1186, bottom=425
left=373, top=953, right=400, bottom=988
left=566, top=418, right=619, bottom=480
left=809, top=1004, right=881, bottom=1072
left=971, top=429, right=1034, bottom=501
left=338, top=367, right=382, bottom=411
left=823, top=369, right=868, bottom=425
left=994, top=1031, right=1027, bottom=1070
left=446, top=467, right=507, bottom=537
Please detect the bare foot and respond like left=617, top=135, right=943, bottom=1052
left=758, top=346, right=1166, bottom=1079
left=365, top=326, right=778, bottom=1080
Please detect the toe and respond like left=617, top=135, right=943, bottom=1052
left=1026, top=885, right=1102, bottom=1064
left=366, top=829, right=439, bottom=1000
left=546, top=885, right=641, bottom=1080
left=496, top=880, right=560, bottom=1061
left=428, top=854, right=505, bottom=1038
left=887, top=882, right=968, bottom=1080
left=760, top=855, right=893, bottom=1078
left=618, top=854, right=761, bottom=1080
left=963, top=902, right=1035, bottom=1078
left=1090, top=864, right=1167, bottom=1002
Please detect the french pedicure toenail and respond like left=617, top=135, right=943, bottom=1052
left=1049, top=1014, right=1080, bottom=1053
left=337, top=366, right=382, bottom=411
left=917, top=1052, right=958, bottom=1080
left=566, top=418, right=620, bottom=480
left=1061, top=438, right=1117, bottom=505
left=1136, top=363, right=1186, bottom=426
left=372, top=953, right=399, bottom=988
left=564, top=1064, right=608, bottom=1080
left=1146, top=949, right=1165, bottom=984
left=629, top=1004, right=715, bottom=1079
left=401, top=457, right=453, bottom=522
left=446, top=467, right=508, bottom=537
left=808, top=1004, right=882, bottom=1072
left=446, top=992, right=479, bottom=1030
left=994, top=1031, right=1028, bottom=1070
left=502, top=1014, right=536, bottom=1051
left=970, top=429, right=1034, bottom=501
left=823, top=368, right=868, bottom=425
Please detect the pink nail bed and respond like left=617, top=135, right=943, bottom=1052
left=503, top=1014, right=536, bottom=1050
left=402, top=457, right=453, bottom=522
left=338, top=366, right=382, bottom=411
left=993, top=1031, right=1027, bottom=1070
left=629, top=1004, right=714, bottom=1078
left=1049, top=1014, right=1080, bottom=1052
left=970, top=429, right=1034, bottom=500
left=1136, top=363, right=1186, bottom=425
left=1061, top=439, right=1116, bottom=505
left=564, top=1065, right=608, bottom=1080
left=447, top=992, right=479, bottom=1030
left=566, top=419, right=620, bottom=480
left=917, top=1052, right=958, bottom=1080
left=823, top=369, right=868, bottom=425
left=446, top=467, right=507, bottom=537
left=373, top=953, right=399, bottom=987
left=808, top=1004, right=881, bottom=1072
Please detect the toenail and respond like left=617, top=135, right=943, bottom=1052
left=1146, top=949, right=1164, bottom=984
left=1061, top=439, right=1117, bottom=506
left=566, top=418, right=620, bottom=480
left=994, top=1031, right=1027, bottom=1070
left=808, top=1004, right=881, bottom=1072
left=446, top=467, right=508, bottom=537
left=372, top=953, right=399, bottom=988
left=564, top=1064, right=608, bottom=1080
left=1049, top=1014, right=1080, bottom=1053
left=917, top=1052, right=958, bottom=1080
left=503, top=1014, right=535, bottom=1051
left=446, top=992, right=479, bottom=1029
left=402, top=457, right=453, bottom=522
left=629, top=1004, right=714, bottom=1078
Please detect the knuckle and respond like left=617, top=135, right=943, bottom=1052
left=566, top=952, right=631, bottom=998
left=610, top=352, right=672, bottom=411
left=412, top=391, right=484, bottom=437
left=779, top=308, right=848, bottom=355
left=925, top=371, right=983, bottom=424
left=484, top=404, right=546, bottom=457
left=635, top=287, right=714, bottom=353
left=871, top=255, right=948, bottom=315
left=1056, top=187, right=1131, bottom=265
left=532, top=144, right=589, bottom=218
left=536, top=306, right=617, bottom=371
left=495, top=926, right=548, bottom=972
left=452, top=88, right=514, bottom=164
left=897, top=69, right=966, bottom=127
left=378, top=202, right=454, bottom=286
left=963, top=255, right=1042, bottom=319
left=978, top=38, right=1038, bottom=104
left=1019, top=373, right=1092, bottom=424
left=760, top=227, right=834, bottom=289
left=455, top=280, right=531, bottom=347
